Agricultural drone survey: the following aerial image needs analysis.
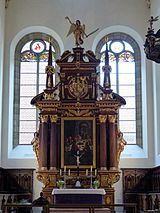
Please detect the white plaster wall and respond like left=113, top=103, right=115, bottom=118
left=151, top=0, right=160, bottom=166
left=1, top=0, right=157, bottom=201
left=0, top=0, right=5, bottom=167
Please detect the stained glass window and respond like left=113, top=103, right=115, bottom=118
left=96, top=34, right=142, bottom=146
left=13, top=33, right=60, bottom=146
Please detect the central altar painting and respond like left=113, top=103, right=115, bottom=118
left=61, top=117, right=96, bottom=168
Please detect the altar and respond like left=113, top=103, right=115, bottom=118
left=52, top=189, right=106, bottom=204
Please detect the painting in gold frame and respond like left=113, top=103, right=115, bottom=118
left=61, top=117, right=96, bottom=168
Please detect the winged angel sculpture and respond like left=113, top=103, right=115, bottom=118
left=65, top=16, right=99, bottom=46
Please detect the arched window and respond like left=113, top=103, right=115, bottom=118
left=95, top=33, right=142, bottom=146
left=13, top=33, right=60, bottom=146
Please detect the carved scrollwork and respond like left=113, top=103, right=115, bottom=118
left=100, top=172, right=120, bottom=188
left=37, top=174, right=51, bottom=188
left=63, top=109, right=94, bottom=117
left=37, top=173, right=57, bottom=189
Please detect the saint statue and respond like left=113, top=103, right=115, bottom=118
left=65, top=16, right=85, bottom=46
left=65, top=16, right=99, bottom=47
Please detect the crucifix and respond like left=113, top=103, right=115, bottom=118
left=75, top=150, right=81, bottom=187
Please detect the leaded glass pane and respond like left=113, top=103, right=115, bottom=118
left=19, top=132, right=35, bottom=145
left=110, top=73, right=117, bottom=85
left=20, top=73, right=37, bottom=85
left=119, top=52, right=134, bottom=62
left=39, top=86, right=45, bottom=93
left=118, top=61, right=135, bottom=74
left=124, top=41, right=134, bottom=52
left=20, top=109, right=36, bottom=120
left=39, top=52, right=49, bottom=62
left=20, top=97, right=35, bottom=108
left=101, top=52, right=116, bottom=63
left=119, top=85, right=135, bottom=96
left=21, top=62, right=37, bottom=73
left=31, top=40, right=46, bottom=53
left=119, top=120, right=136, bottom=132
left=19, top=121, right=36, bottom=132
left=39, top=62, right=48, bottom=73
left=110, top=41, right=124, bottom=53
left=20, top=85, right=36, bottom=96
left=21, top=41, right=32, bottom=52
left=119, top=74, right=135, bottom=85
left=121, top=97, right=135, bottom=108
left=21, top=51, right=37, bottom=62
left=39, top=73, right=47, bottom=84
left=45, top=42, right=55, bottom=52
left=123, top=133, right=136, bottom=144
left=119, top=108, right=136, bottom=120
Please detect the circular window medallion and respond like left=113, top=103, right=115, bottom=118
left=110, top=41, right=124, bottom=53
left=31, top=40, right=46, bottom=54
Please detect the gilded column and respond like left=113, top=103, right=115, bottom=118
left=39, top=115, right=48, bottom=170
left=50, top=115, right=58, bottom=170
left=99, top=115, right=107, bottom=170
left=108, top=115, right=117, bottom=170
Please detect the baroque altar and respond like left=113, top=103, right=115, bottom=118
left=31, top=19, right=126, bottom=204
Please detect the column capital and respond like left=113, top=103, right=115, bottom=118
left=40, top=115, right=48, bottom=123
left=50, top=115, right=58, bottom=123
left=108, top=115, right=116, bottom=123
left=99, top=115, right=107, bottom=123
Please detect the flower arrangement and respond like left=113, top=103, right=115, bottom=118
left=57, top=180, right=65, bottom=189
left=93, top=180, right=100, bottom=189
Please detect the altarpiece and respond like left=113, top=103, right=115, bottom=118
left=31, top=20, right=126, bottom=204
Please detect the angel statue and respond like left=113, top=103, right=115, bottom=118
left=65, top=16, right=85, bottom=46
left=65, top=16, right=99, bottom=46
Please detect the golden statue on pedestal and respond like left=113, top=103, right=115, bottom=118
left=65, top=16, right=99, bottom=46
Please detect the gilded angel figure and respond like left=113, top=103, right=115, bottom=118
left=65, top=16, right=85, bottom=46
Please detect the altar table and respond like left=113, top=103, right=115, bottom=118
left=52, top=189, right=106, bottom=204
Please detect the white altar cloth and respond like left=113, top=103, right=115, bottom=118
left=52, top=188, right=106, bottom=195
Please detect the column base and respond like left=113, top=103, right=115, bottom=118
left=100, top=167, right=107, bottom=170
left=49, top=167, right=57, bottom=171
left=110, top=167, right=117, bottom=171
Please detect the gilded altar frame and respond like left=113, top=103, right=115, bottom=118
left=61, top=117, right=96, bottom=169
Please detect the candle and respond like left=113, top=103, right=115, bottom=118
left=60, top=169, right=62, bottom=176
left=68, top=169, right=70, bottom=176
left=64, top=166, right=66, bottom=173
left=86, top=169, right=88, bottom=176
left=91, top=166, right=92, bottom=173
left=95, top=169, right=97, bottom=176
